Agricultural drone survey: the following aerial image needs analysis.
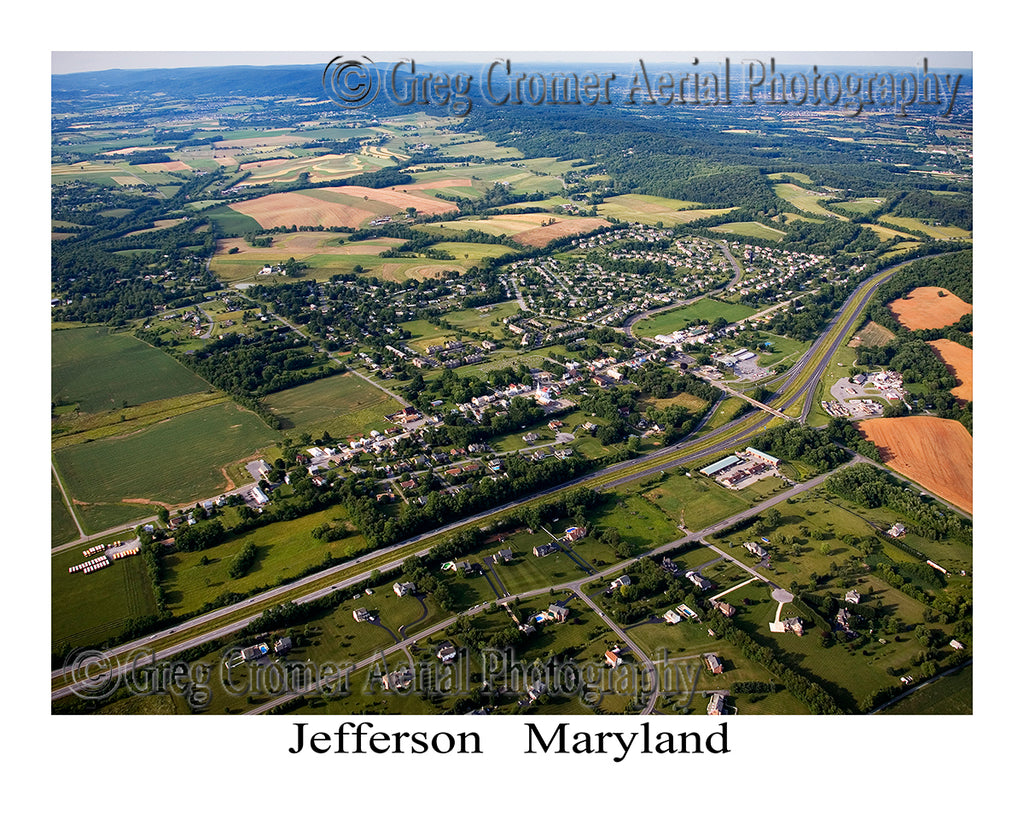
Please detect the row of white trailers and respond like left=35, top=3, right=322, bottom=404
left=68, top=546, right=140, bottom=575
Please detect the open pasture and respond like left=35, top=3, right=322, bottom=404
left=773, top=183, right=848, bottom=220
left=265, top=371, right=403, bottom=440
left=709, top=221, right=787, bottom=240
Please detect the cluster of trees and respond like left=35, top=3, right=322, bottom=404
left=228, top=541, right=259, bottom=579
left=747, top=422, right=852, bottom=473
left=183, top=329, right=333, bottom=398
left=824, top=462, right=971, bottom=544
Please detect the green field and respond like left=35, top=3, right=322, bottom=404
left=883, top=663, right=972, bottom=714
left=710, top=221, right=787, bottom=240
left=52, top=473, right=81, bottom=546
left=632, top=298, right=757, bottom=338
left=879, top=216, right=972, bottom=241
left=53, top=402, right=276, bottom=530
left=773, top=183, right=849, bottom=220
left=640, top=471, right=752, bottom=531
left=265, top=371, right=403, bottom=440
left=52, top=538, right=160, bottom=651
left=161, top=506, right=368, bottom=617
left=52, top=325, right=211, bottom=413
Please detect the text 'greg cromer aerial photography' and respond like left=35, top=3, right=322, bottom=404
left=51, top=52, right=973, bottom=720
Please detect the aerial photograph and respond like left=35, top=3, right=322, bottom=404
left=50, top=49, right=974, bottom=724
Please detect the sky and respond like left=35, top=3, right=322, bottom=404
left=51, top=50, right=973, bottom=75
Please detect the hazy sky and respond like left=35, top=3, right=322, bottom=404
left=51, top=51, right=972, bottom=75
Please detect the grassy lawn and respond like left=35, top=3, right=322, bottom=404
left=265, top=371, right=403, bottom=440
left=639, top=470, right=752, bottom=531
left=53, top=402, right=277, bottom=531
left=52, top=325, right=211, bottom=413
left=883, top=663, right=972, bottom=714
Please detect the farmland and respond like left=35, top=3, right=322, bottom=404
left=264, top=372, right=403, bottom=440
left=856, top=416, right=973, bottom=514
left=52, top=326, right=211, bottom=413
left=53, top=402, right=276, bottom=531
left=887, top=286, right=973, bottom=330
left=927, top=339, right=973, bottom=403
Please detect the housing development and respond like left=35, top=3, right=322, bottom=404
left=51, top=55, right=973, bottom=717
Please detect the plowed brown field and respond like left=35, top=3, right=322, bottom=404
left=927, top=339, right=973, bottom=403
left=856, top=416, right=972, bottom=513
left=887, top=286, right=972, bottom=330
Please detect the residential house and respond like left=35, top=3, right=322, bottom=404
left=436, top=641, right=458, bottom=664
left=534, top=542, right=560, bottom=558
left=703, top=653, right=724, bottom=674
left=707, top=692, right=728, bottom=716
left=547, top=604, right=569, bottom=623
left=393, top=581, right=416, bottom=597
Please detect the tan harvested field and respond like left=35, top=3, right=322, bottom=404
left=514, top=216, right=611, bottom=247
left=887, top=286, right=972, bottom=330
left=100, top=145, right=175, bottom=156
left=849, top=320, right=897, bottom=348
left=240, top=158, right=291, bottom=171
left=927, top=339, right=973, bottom=403
left=137, top=160, right=192, bottom=172
left=229, top=192, right=375, bottom=228
left=337, top=185, right=458, bottom=215
left=213, top=156, right=238, bottom=166
left=398, top=178, right=473, bottom=190
left=856, top=416, right=972, bottom=514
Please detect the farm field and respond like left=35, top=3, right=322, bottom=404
left=52, top=539, right=160, bottom=651
left=856, top=416, right=973, bottom=514
left=227, top=186, right=457, bottom=230
left=773, top=183, right=849, bottom=220
left=53, top=402, right=276, bottom=531
left=52, top=473, right=80, bottom=547
left=596, top=194, right=733, bottom=226
left=52, top=326, right=211, bottom=413
left=632, top=298, right=757, bottom=338
left=887, top=286, right=973, bottom=330
left=927, top=339, right=973, bottom=403
left=264, top=371, right=403, bottom=440
left=881, top=216, right=972, bottom=241
left=710, top=221, right=787, bottom=240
